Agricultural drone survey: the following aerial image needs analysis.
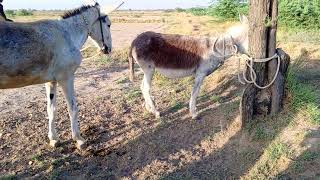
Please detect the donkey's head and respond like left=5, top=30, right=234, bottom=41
left=227, top=15, right=249, bottom=54
left=87, top=3, right=112, bottom=54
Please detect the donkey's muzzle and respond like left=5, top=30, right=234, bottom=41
left=101, top=44, right=111, bottom=54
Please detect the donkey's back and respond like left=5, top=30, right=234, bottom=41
left=130, top=31, right=209, bottom=69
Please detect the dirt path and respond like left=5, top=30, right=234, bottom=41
left=0, top=21, right=243, bottom=179
left=1, top=19, right=320, bottom=179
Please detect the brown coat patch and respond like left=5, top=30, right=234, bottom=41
left=131, top=31, right=208, bottom=69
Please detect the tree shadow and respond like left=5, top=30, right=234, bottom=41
left=3, top=49, right=318, bottom=179
left=274, top=56, right=320, bottom=179
left=275, top=127, right=320, bottom=179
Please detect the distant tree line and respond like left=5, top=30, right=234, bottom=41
left=5, top=9, right=33, bottom=16
left=177, top=0, right=320, bottom=30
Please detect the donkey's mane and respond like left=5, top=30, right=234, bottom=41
left=61, top=3, right=98, bottom=19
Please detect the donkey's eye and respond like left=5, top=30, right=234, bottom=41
left=107, top=25, right=111, bottom=28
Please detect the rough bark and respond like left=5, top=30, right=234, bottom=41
left=240, top=85, right=256, bottom=125
left=268, top=0, right=287, bottom=114
left=240, top=0, right=290, bottom=126
left=240, top=0, right=269, bottom=125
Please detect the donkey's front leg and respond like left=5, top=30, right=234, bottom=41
left=189, top=74, right=206, bottom=119
left=59, top=77, right=86, bottom=149
left=45, top=82, right=59, bottom=147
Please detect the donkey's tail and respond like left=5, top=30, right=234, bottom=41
left=129, top=45, right=135, bottom=82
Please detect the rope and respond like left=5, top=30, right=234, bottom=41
left=81, top=45, right=93, bottom=52
left=82, top=52, right=101, bottom=61
left=212, top=35, right=281, bottom=89
left=237, top=53, right=281, bottom=89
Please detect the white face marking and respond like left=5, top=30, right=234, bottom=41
left=156, top=68, right=196, bottom=79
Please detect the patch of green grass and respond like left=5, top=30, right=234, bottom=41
left=210, top=95, right=221, bottom=103
left=31, top=154, right=45, bottom=168
left=266, top=142, right=291, bottom=161
left=49, top=169, right=62, bottom=180
left=290, top=161, right=304, bottom=174
left=253, top=126, right=270, bottom=141
left=287, top=58, right=320, bottom=124
left=170, top=101, right=184, bottom=112
left=0, top=175, right=17, bottom=180
left=95, top=56, right=111, bottom=65
left=31, top=154, right=41, bottom=162
left=306, top=104, right=320, bottom=124
left=115, top=77, right=128, bottom=84
left=299, top=151, right=320, bottom=161
left=142, top=110, right=152, bottom=119
left=125, top=88, right=142, bottom=104
left=153, top=72, right=169, bottom=86
left=110, top=47, right=129, bottom=63
left=51, top=158, right=65, bottom=168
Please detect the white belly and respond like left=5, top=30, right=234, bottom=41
left=156, top=68, right=196, bottom=79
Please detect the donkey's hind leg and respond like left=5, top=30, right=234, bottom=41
left=141, top=66, right=160, bottom=118
left=59, top=77, right=86, bottom=149
left=189, top=73, right=206, bottom=119
left=45, top=82, right=59, bottom=147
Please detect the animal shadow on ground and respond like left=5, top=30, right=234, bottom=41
left=1, top=52, right=317, bottom=179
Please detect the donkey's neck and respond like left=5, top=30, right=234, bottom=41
left=61, top=16, right=89, bottom=49
left=61, top=9, right=98, bottom=50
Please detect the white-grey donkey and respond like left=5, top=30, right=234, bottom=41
left=0, top=3, right=114, bottom=149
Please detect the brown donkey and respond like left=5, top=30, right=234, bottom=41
left=129, top=15, right=249, bottom=119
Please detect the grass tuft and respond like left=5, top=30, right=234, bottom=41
left=286, top=53, right=320, bottom=124
left=267, top=142, right=291, bottom=161
left=0, top=175, right=17, bottom=180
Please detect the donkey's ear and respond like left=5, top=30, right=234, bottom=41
left=239, top=14, right=249, bottom=24
left=102, top=1, right=125, bottom=14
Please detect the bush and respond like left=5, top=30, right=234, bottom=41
left=15, top=9, right=33, bottom=16
left=175, top=7, right=186, bottom=13
left=212, top=0, right=248, bottom=19
left=279, top=0, right=320, bottom=30
left=186, top=8, right=209, bottom=16
left=185, top=0, right=320, bottom=30
left=5, top=10, right=15, bottom=16
left=185, top=0, right=247, bottom=19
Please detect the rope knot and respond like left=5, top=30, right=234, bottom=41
left=237, top=53, right=281, bottom=89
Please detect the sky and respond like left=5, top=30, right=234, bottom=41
left=3, top=0, right=212, bottom=10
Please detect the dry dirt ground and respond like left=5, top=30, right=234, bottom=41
left=1, top=12, right=320, bottom=179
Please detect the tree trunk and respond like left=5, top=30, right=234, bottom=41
left=240, top=0, right=290, bottom=126
left=268, top=0, right=283, bottom=114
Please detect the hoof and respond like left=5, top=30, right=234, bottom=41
left=155, top=111, right=161, bottom=119
left=76, top=139, right=87, bottom=150
left=191, top=113, right=199, bottom=120
left=49, top=140, right=60, bottom=148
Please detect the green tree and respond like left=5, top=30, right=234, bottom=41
left=279, top=0, right=320, bottom=29
left=212, top=0, right=243, bottom=19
